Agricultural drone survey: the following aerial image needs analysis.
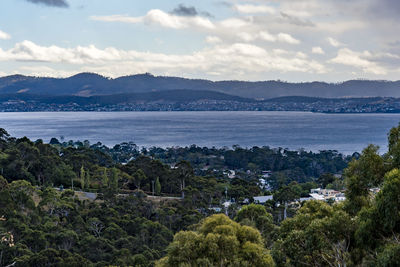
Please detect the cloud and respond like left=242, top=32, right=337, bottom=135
left=171, top=4, right=198, bottom=16
left=280, top=12, right=315, bottom=27
left=171, top=4, right=213, bottom=18
left=25, top=0, right=69, bottom=8
left=259, top=31, right=276, bottom=42
left=327, top=37, right=344, bottom=47
left=277, top=33, right=300, bottom=44
left=0, top=40, right=326, bottom=78
left=219, top=18, right=251, bottom=29
left=234, top=31, right=300, bottom=45
left=369, top=0, right=400, bottom=19
left=205, top=36, right=222, bottom=44
left=312, top=47, right=325, bottom=54
left=91, top=9, right=215, bottom=30
left=329, top=48, right=387, bottom=75
left=90, top=15, right=142, bottom=24
left=234, top=4, right=276, bottom=14
left=18, top=66, right=78, bottom=77
left=0, top=30, right=11, bottom=40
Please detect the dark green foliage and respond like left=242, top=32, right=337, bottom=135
left=2, top=125, right=400, bottom=266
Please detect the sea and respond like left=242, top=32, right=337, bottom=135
left=1, top=111, right=399, bottom=155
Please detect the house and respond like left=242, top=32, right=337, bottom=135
left=209, top=207, right=222, bottom=212
left=309, top=193, right=326, bottom=201
left=299, top=197, right=312, bottom=202
left=310, top=188, right=340, bottom=197
left=369, top=187, right=380, bottom=195
left=222, top=201, right=233, bottom=209
left=334, top=193, right=346, bottom=202
left=261, top=170, right=272, bottom=178
left=253, top=195, right=273, bottom=204
left=224, top=170, right=236, bottom=179
left=309, top=188, right=346, bottom=202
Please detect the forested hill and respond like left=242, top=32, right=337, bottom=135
left=2, top=124, right=400, bottom=265
left=1, top=72, right=400, bottom=99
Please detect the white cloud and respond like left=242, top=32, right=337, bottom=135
left=205, top=36, right=222, bottom=44
left=233, top=30, right=300, bottom=44
left=327, top=37, right=344, bottom=47
left=91, top=9, right=215, bottom=30
left=277, top=33, right=300, bottom=44
left=234, top=4, right=276, bottom=14
left=0, top=30, right=11, bottom=40
left=90, top=14, right=142, bottom=24
left=329, top=48, right=387, bottom=75
left=259, top=31, right=277, bottom=42
left=312, top=46, right=325, bottom=54
left=18, top=66, right=78, bottom=78
left=237, top=32, right=257, bottom=42
left=219, top=18, right=251, bottom=29
left=0, top=40, right=327, bottom=78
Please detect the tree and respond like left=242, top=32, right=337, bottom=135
left=80, top=166, right=85, bottom=190
left=156, top=214, right=274, bottom=267
left=85, top=170, right=91, bottom=190
left=133, top=169, right=146, bottom=190
left=88, top=218, right=105, bottom=238
left=176, top=161, right=194, bottom=199
left=273, top=182, right=301, bottom=220
left=155, top=177, right=161, bottom=195
left=102, top=167, right=108, bottom=188
left=235, top=204, right=275, bottom=246
left=317, top=173, right=335, bottom=188
left=49, top=138, right=60, bottom=145
left=388, top=123, right=400, bottom=168
left=273, top=201, right=355, bottom=267
left=0, top=128, right=9, bottom=150
left=355, top=169, right=400, bottom=252
left=109, top=168, right=119, bottom=191
left=344, top=144, right=385, bottom=215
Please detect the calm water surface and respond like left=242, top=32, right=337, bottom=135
left=0, top=111, right=399, bottom=155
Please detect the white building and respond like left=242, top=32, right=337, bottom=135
left=254, top=195, right=273, bottom=204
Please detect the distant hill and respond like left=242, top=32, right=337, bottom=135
left=1, top=73, right=400, bottom=99
left=263, top=96, right=385, bottom=104
left=0, top=89, right=253, bottom=105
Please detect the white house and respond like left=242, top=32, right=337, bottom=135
left=253, top=195, right=273, bottom=204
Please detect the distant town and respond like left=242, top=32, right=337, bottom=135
left=2, top=97, right=400, bottom=113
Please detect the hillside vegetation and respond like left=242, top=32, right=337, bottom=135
left=1, top=73, right=400, bottom=99
left=1, top=124, right=400, bottom=266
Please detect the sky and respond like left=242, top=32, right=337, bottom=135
left=0, top=0, right=399, bottom=82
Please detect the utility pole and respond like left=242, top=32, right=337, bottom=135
left=152, top=180, right=155, bottom=196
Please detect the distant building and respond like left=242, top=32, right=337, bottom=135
left=254, top=195, right=273, bottom=204
left=309, top=193, right=325, bottom=201
left=369, top=187, right=380, bottom=195
left=222, top=201, right=233, bottom=209
left=261, top=170, right=272, bottom=178
left=224, top=170, right=236, bottom=179
left=258, top=178, right=272, bottom=190
left=209, top=207, right=222, bottom=212
left=310, top=188, right=345, bottom=202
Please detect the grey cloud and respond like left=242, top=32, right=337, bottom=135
left=25, top=0, right=69, bottom=8
left=369, top=0, right=400, bottom=19
left=280, top=12, right=315, bottom=27
left=332, top=0, right=400, bottom=21
left=171, top=4, right=213, bottom=18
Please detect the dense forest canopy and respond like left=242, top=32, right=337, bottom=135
left=1, top=124, right=400, bottom=266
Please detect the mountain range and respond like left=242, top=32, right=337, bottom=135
left=1, top=72, right=400, bottom=100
